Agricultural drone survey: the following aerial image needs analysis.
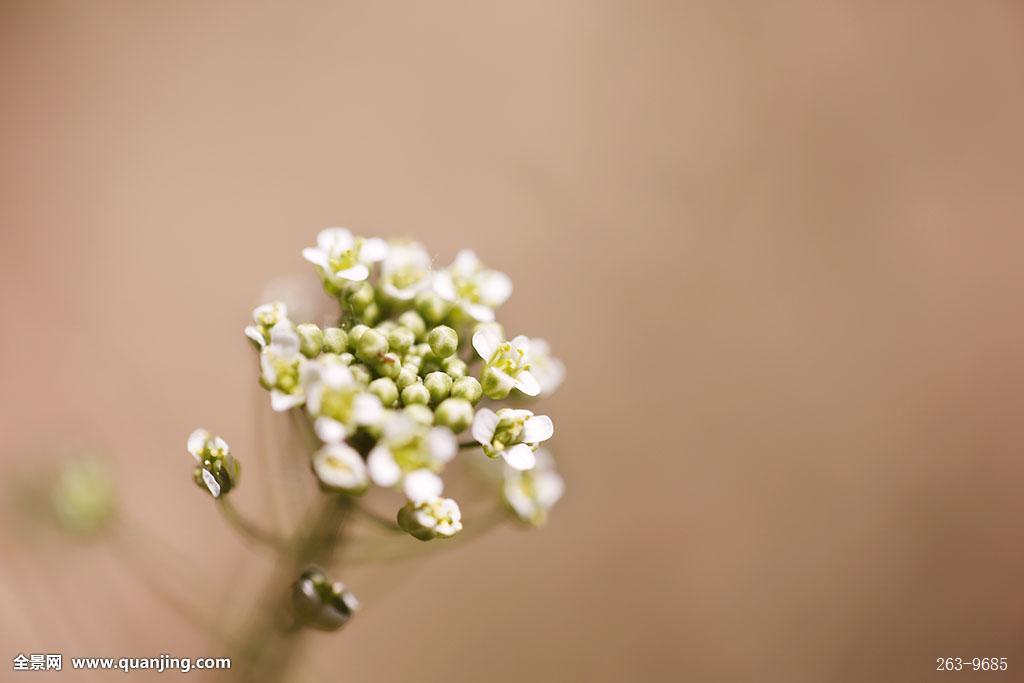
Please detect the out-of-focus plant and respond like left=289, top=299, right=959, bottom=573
left=186, top=229, right=565, bottom=680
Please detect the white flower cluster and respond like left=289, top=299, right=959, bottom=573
left=233, top=228, right=566, bottom=538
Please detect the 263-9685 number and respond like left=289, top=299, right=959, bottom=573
left=936, top=658, right=1008, bottom=672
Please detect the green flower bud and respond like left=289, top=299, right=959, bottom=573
left=423, top=371, right=452, bottom=404
left=396, top=364, right=420, bottom=390
left=387, top=326, right=415, bottom=354
left=404, top=403, right=435, bottom=427
left=415, top=290, right=451, bottom=325
left=374, top=352, right=402, bottom=379
left=442, top=357, right=467, bottom=378
left=401, top=382, right=430, bottom=406
left=434, top=398, right=473, bottom=433
left=296, top=323, right=324, bottom=359
left=359, top=301, right=381, bottom=326
left=481, top=365, right=515, bottom=400
left=397, top=498, right=462, bottom=541
left=355, top=328, right=389, bottom=363
left=347, top=324, right=370, bottom=350
left=322, top=327, right=348, bottom=354
left=347, top=281, right=375, bottom=312
left=349, top=364, right=372, bottom=385
left=368, top=377, right=399, bottom=407
left=187, top=429, right=240, bottom=499
left=398, top=310, right=426, bottom=339
left=291, top=567, right=359, bottom=631
left=411, top=342, right=432, bottom=357
left=338, top=352, right=355, bottom=365
left=451, top=376, right=483, bottom=404
left=427, top=325, right=458, bottom=359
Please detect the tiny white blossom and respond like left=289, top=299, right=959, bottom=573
left=303, top=357, right=384, bottom=442
left=473, top=327, right=540, bottom=398
left=244, top=301, right=289, bottom=349
left=312, top=443, right=369, bottom=494
left=380, top=240, right=433, bottom=301
left=186, top=428, right=238, bottom=498
left=398, top=496, right=463, bottom=540
left=503, top=449, right=563, bottom=526
left=367, top=411, right=457, bottom=501
left=526, top=338, right=565, bottom=395
left=259, top=321, right=307, bottom=411
left=303, top=227, right=389, bottom=285
left=432, top=249, right=512, bottom=322
left=472, top=407, right=553, bottom=471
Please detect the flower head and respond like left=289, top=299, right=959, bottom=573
left=472, top=407, right=553, bottom=470
left=367, top=411, right=457, bottom=501
left=303, top=227, right=388, bottom=285
left=380, top=240, right=433, bottom=301
left=433, top=249, right=511, bottom=322
left=473, top=328, right=540, bottom=399
left=397, top=496, right=462, bottom=541
left=244, top=301, right=289, bottom=349
left=259, top=321, right=307, bottom=411
left=187, top=429, right=240, bottom=498
left=503, top=449, right=563, bottom=525
left=302, top=357, right=383, bottom=442
left=312, top=443, right=369, bottom=494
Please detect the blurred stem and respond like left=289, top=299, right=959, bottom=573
left=217, top=498, right=288, bottom=553
left=458, top=441, right=479, bottom=450
left=352, top=503, right=402, bottom=532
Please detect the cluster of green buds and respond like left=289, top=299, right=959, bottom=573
left=187, top=227, right=567, bottom=630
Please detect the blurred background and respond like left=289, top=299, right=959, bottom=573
left=3, top=1, right=1024, bottom=681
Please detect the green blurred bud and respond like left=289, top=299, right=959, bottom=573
left=481, top=365, right=516, bottom=400
left=451, top=376, right=483, bottom=404
left=397, top=497, right=462, bottom=541
left=291, top=567, right=359, bottom=631
left=347, top=324, right=370, bottom=349
left=396, top=364, right=420, bottom=390
left=51, top=459, right=117, bottom=536
left=434, top=398, right=474, bottom=433
left=359, top=301, right=381, bottom=326
left=404, top=403, right=435, bottom=427
left=349, top=364, right=372, bottom=385
left=368, top=377, right=399, bottom=407
left=427, top=325, right=458, bottom=359
left=411, top=342, right=432, bottom=357
left=374, top=352, right=402, bottom=379
left=401, top=382, right=430, bottom=406
left=398, top=310, right=426, bottom=339
left=387, top=326, right=415, bottom=354
left=338, top=352, right=355, bottom=365
left=355, top=328, right=389, bottom=363
left=347, top=281, right=375, bottom=312
left=296, top=323, right=324, bottom=358
left=415, top=290, right=451, bottom=325
left=322, top=327, right=348, bottom=354
left=423, top=371, right=452, bottom=404
left=442, top=356, right=467, bottom=378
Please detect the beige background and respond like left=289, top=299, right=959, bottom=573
left=3, top=2, right=1024, bottom=681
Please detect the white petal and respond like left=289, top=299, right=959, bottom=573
left=201, top=469, right=221, bottom=498
left=472, top=408, right=499, bottom=445
left=510, top=335, right=531, bottom=353
left=502, top=443, right=537, bottom=471
left=335, top=264, right=369, bottom=281
left=427, top=427, right=457, bottom=463
left=452, top=249, right=480, bottom=275
left=360, top=237, right=389, bottom=262
left=313, top=445, right=367, bottom=491
left=244, top=326, right=266, bottom=348
left=269, top=322, right=300, bottom=356
left=367, top=447, right=401, bottom=486
left=515, top=371, right=541, bottom=397
left=536, top=471, right=565, bottom=507
left=432, top=271, right=456, bottom=301
left=302, top=247, right=329, bottom=269
left=479, top=270, right=512, bottom=306
left=403, top=470, right=443, bottom=503
left=353, top=393, right=384, bottom=424
left=319, top=227, right=353, bottom=252
left=314, top=416, right=347, bottom=444
left=464, top=303, right=495, bottom=322
left=187, top=429, right=209, bottom=459
left=321, top=363, right=354, bottom=388
left=271, top=390, right=304, bottom=412
left=472, top=328, right=502, bottom=361
left=522, top=415, right=554, bottom=443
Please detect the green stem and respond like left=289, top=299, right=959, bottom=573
left=217, top=498, right=288, bottom=553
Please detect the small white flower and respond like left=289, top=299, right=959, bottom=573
left=259, top=321, right=308, bottom=411
left=471, top=407, right=553, bottom=471
left=367, top=411, right=457, bottom=501
left=186, top=428, right=238, bottom=498
left=526, top=338, right=565, bottom=395
left=244, top=301, right=289, bottom=349
left=303, top=357, right=384, bottom=442
left=473, top=327, right=540, bottom=398
left=432, top=249, right=512, bottom=322
left=398, top=496, right=463, bottom=540
left=303, top=227, right=388, bottom=285
left=312, top=443, right=369, bottom=494
left=503, top=449, right=563, bottom=526
left=380, top=240, right=433, bottom=301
